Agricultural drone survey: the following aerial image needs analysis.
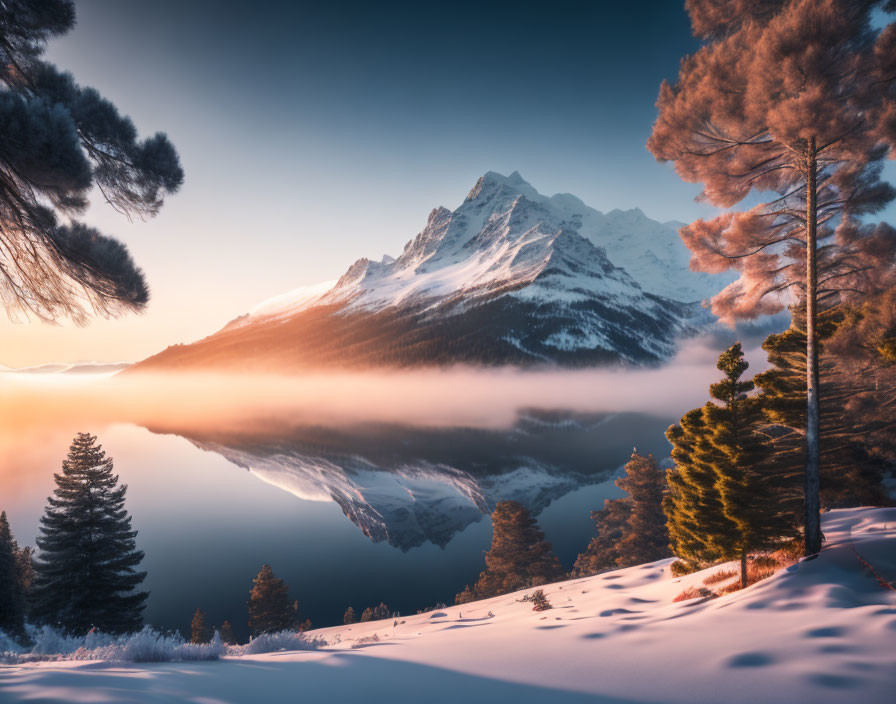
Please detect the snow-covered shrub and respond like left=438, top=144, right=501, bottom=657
left=4, top=626, right=227, bottom=663
left=29, top=625, right=100, bottom=656
left=351, top=633, right=380, bottom=648
left=0, top=629, right=25, bottom=655
left=235, top=629, right=322, bottom=655
left=86, top=628, right=226, bottom=662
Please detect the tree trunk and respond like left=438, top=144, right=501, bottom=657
left=740, top=551, right=748, bottom=590
left=804, top=136, right=822, bottom=556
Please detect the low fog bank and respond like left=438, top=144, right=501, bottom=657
left=0, top=336, right=770, bottom=435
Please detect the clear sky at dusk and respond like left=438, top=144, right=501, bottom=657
left=1, top=0, right=888, bottom=366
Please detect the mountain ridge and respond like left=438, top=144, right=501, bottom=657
left=130, top=172, right=730, bottom=372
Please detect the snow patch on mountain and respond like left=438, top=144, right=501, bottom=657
left=245, top=171, right=731, bottom=324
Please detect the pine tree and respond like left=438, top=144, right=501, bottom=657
left=572, top=451, right=669, bottom=577
left=648, top=0, right=896, bottom=556
left=664, top=408, right=732, bottom=572
left=755, top=306, right=892, bottom=507
left=0, top=1, right=183, bottom=323
left=456, top=501, right=563, bottom=603
left=614, top=451, right=669, bottom=566
left=247, top=565, right=297, bottom=636
left=191, top=608, right=212, bottom=644
left=343, top=606, right=356, bottom=625
left=665, top=345, right=800, bottom=586
left=359, top=602, right=390, bottom=622
left=218, top=620, right=236, bottom=645
left=30, top=434, right=147, bottom=635
left=570, top=499, right=631, bottom=577
left=0, top=511, right=26, bottom=638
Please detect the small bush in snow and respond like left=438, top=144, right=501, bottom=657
left=527, top=589, right=552, bottom=611
left=670, top=560, right=700, bottom=577
left=234, top=629, right=322, bottom=655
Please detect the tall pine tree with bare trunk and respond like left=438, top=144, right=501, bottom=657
left=648, top=0, right=896, bottom=555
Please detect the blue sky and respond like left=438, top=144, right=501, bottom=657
left=0, top=0, right=853, bottom=364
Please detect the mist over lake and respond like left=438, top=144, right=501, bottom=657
left=0, top=336, right=773, bottom=641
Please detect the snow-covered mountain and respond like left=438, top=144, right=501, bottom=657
left=132, top=172, right=731, bottom=371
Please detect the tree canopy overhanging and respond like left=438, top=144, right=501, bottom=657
left=0, top=0, right=183, bottom=323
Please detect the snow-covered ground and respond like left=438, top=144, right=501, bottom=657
left=2, top=507, right=894, bottom=703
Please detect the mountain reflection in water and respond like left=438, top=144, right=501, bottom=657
left=155, top=410, right=673, bottom=551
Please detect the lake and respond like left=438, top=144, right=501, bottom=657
left=2, top=339, right=764, bottom=642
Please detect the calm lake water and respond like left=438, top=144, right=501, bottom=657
left=1, top=376, right=680, bottom=642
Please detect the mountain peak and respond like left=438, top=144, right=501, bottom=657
left=466, top=170, right=538, bottom=202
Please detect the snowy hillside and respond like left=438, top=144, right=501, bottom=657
left=3, top=507, right=894, bottom=703
left=131, top=173, right=727, bottom=371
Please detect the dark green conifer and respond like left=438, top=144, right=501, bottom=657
left=343, top=606, right=356, bottom=625
left=665, top=345, right=800, bottom=587
left=664, top=408, right=731, bottom=572
left=0, top=511, right=27, bottom=638
left=755, top=307, right=890, bottom=507
left=247, top=564, right=297, bottom=636
left=30, top=433, right=147, bottom=634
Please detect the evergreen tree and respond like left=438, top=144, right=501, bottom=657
left=30, top=433, right=147, bottom=635
left=0, top=511, right=26, bottom=638
left=456, top=501, right=563, bottom=603
left=247, top=565, right=297, bottom=636
left=572, top=451, right=670, bottom=577
left=191, top=608, right=212, bottom=644
left=665, top=345, right=800, bottom=586
left=710, top=344, right=799, bottom=586
left=613, top=451, right=669, bottom=566
left=343, top=606, right=356, bottom=625
left=664, top=408, right=732, bottom=572
left=570, top=500, right=631, bottom=577
left=649, top=0, right=896, bottom=556
left=359, top=602, right=390, bottom=622
left=218, top=620, right=236, bottom=645
left=755, top=306, right=892, bottom=507
left=15, top=545, right=34, bottom=597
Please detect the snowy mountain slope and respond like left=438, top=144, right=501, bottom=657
left=131, top=172, right=727, bottom=371
left=254, top=171, right=728, bottom=316
left=4, top=507, right=894, bottom=703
